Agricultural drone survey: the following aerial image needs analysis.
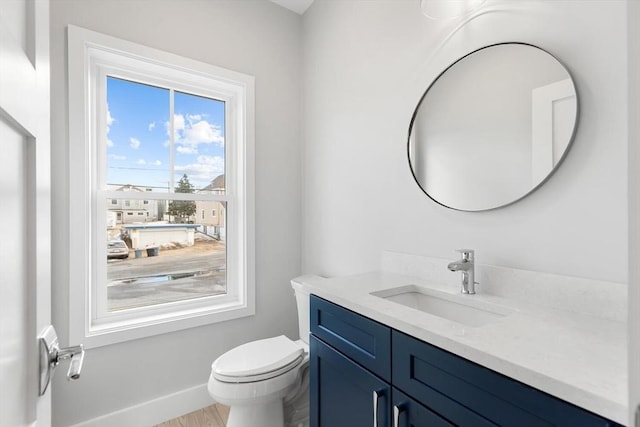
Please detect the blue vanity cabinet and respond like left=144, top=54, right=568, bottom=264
left=310, top=295, right=391, bottom=381
left=393, top=331, right=623, bottom=427
left=310, top=295, right=392, bottom=427
left=392, top=388, right=456, bottom=427
left=310, top=335, right=391, bottom=427
left=310, top=295, right=623, bottom=427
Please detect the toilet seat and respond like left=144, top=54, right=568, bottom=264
left=212, top=335, right=305, bottom=383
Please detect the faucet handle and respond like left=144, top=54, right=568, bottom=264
left=455, top=249, right=474, bottom=261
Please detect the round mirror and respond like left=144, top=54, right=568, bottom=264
left=408, top=43, right=578, bottom=211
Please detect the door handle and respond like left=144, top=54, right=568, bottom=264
left=39, top=325, right=85, bottom=395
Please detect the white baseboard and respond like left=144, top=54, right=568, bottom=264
left=70, top=383, right=213, bottom=427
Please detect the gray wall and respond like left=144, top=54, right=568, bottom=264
left=301, top=0, right=628, bottom=283
left=50, top=0, right=302, bottom=425
left=627, top=1, right=640, bottom=424
left=50, top=0, right=630, bottom=424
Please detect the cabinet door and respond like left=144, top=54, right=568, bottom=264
left=311, top=295, right=391, bottom=381
left=393, top=331, right=620, bottom=427
left=311, top=335, right=390, bottom=427
left=392, top=389, right=454, bottom=427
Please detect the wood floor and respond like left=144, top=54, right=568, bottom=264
left=155, top=403, right=229, bottom=427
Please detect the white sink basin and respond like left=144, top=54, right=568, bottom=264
left=371, top=285, right=514, bottom=327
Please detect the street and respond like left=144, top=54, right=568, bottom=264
left=107, top=239, right=226, bottom=311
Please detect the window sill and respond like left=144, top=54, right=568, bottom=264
left=74, top=296, right=255, bottom=349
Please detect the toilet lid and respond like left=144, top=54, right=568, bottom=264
left=212, top=335, right=304, bottom=380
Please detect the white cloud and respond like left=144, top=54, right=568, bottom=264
left=130, top=137, right=141, bottom=149
left=148, top=122, right=156, bottom=131
left=173, top=114, right=185, bottom=135
left=167, top=114, right=224, bottom=154
left=136, top=159, right=147, bottom=165
left=107, top=104, right=115, bottom=148
left=184, top=120, right=224, bottom=145
left=109, top=154, right=126, bottom=160
left=165, top=114, right=186, bottom=142
left=175, top=155, right=224, bottom=187
left=175, top=114, right=185, bottom=130
left=107, top=104, right=115, bottom=127
left=176, top=145, right=198, bottom=155
left=197, top=155, right=223, bottom=166
left=152, top=160, right=162, bottom=166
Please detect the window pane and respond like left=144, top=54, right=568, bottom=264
left=106, top=76, right=171, bottom=192
left=173, top=91, right=225, bottom=193
left=106, top=198, right=227, bottom=312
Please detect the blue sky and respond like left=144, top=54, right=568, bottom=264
left=106, top=76, right=225, bottom=191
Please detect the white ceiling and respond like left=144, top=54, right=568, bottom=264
left=269, top=0, right=315, bottom=15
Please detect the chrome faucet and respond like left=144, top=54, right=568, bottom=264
left=447, top=249, right=476, bottom=294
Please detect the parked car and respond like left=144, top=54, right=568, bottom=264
left=107, top=240, right=129, bottom=259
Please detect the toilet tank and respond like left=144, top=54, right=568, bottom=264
left=291, top=275, right=325, bottom=344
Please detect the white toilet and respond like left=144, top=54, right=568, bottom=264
left=208, top=277, right=315, bottom=427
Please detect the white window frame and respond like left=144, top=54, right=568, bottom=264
left=68, top=26, right=255, bottom=348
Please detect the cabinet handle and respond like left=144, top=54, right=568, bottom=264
left=372, top=389, right=381, bottom=427
left=393, top=404, right=404, bottom=427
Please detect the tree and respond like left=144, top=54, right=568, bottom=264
left=168, top=174, right=196, bottom=223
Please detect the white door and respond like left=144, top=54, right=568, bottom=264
left=530, top=78, right=577, bottom=185
left=0, top=0, right=52, bottom=425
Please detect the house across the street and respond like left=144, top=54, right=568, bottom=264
left=122, top=223, right=200, bottom=249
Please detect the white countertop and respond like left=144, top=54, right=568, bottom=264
left=300, top=271, right=628, bottom=425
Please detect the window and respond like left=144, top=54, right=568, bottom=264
left=68, top=26, right=255, bottom=347
left=212, top=209, right=216, bottom=217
